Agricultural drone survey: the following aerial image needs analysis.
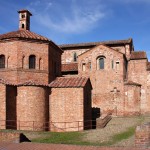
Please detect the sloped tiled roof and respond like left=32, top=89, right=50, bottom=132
left=59, top=38, right=133, bottom=49
left=130, top=51, right=147, bottom=60
left=0, top=30, right=50, bottom=42
left=124, top=81, right=141, bottom=86
left=18, top=9, right=32, bottom=16
left=61, top=63, right=78, bottom=72
left=49, top=77, right=89, bottom=88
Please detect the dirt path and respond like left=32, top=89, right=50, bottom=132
left=83, top=116, right=149, bottom=146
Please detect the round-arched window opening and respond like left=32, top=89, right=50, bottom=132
left=22, top=24, right=25, bottom=29
left=0, top=55, right=5, bottom=68
left=29, top=55, right=36, bottom=69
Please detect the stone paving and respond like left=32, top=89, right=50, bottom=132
left=0, top=142, right=148, bottom=150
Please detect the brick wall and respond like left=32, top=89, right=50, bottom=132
left=0, top=132, right=20, bottom=142
left=135, top=123, right=150, bottom=148
left=0, top=84, right=6, bottom=129
left=50, top=88, right=85, bottom=132
left=0, top=39, right=62, bottom=84
left=124, top=84, right=141, bottom=116
left=61, top=48, right=89, bottom=64
left=128, top=59, right=149, bottom=114
left=61, top=44, right=130, bottom=64
left=78, top=45, right=125, bottom=116
left=17, top=86, right=49, bottom=131
left=50, top=45, right=62, bottom=79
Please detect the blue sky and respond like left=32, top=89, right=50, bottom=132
left=0, top=0, right=150, bottom=59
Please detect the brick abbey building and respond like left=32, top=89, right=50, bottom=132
left=0, top=10, right=149, bottom=131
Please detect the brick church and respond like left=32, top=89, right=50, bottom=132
left=0, top=10, right=149, bottom=131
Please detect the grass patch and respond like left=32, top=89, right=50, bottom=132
left=32, top=131, right=88, bottom=145
left=113, top=127, right=135, bottom=141
left=32, top=127, right=135, bottom=146
left=99, top=127, right=135, bottom=146
left=32, top=131, right=104, bottom=146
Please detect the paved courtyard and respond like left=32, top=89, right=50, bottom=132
left=0, top=142, right=148, bottom=150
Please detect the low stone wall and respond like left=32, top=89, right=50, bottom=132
left=0, top=132, right=21, bottom=143
left=0, top=131, right=30, bottom=143
left=135, top=122, right=150, bottom=148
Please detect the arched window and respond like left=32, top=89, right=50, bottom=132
left=22, top=14, right=25, bottom=18
left=111, top=60, right=114, bottom=69
left=22, top=56, right=25, bottom=69
left=97, top=56, right=105, bottom=70
left=7, top=56, right=10, bottom=68
left=22, top=24, right=24, bottom=29
left=73, top=52, right=77, bottom=62
left=99, top=57, right=104, bottom=69
left=89, top=62, right=92, bottom=71
left=0, top=55, right=5, bottom=68
left=39, top=58, right=43, bottom=70
left=29, top=55, right=36, bottom=69
left=116, top=61, right=120, bottom=70
left=82, top=63, right=86, bottom=71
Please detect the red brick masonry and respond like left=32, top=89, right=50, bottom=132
left=135, top=123, right=150, bottom=148
left=0, top=143, right=148, bottom=150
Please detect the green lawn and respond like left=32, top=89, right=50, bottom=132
left=31, top=126, right=135, bottom=146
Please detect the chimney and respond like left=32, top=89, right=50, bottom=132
left=18, top=10, right=32, bottom=31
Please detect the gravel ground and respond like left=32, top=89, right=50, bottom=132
left=83, top=116, right=149, bottom=146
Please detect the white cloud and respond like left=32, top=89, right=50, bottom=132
left=37, top=10, right=104, bottom=34
left=28, top=0, right=106, bottom=34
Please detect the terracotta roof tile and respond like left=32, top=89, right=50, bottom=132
left=0, top=30, right=50, bottom=42
left=59, top=38, right=133, bottom=49
left=61, top=63, right=78, bottom=72
left=49, top=77, right=89, bottom=88
left=130, top=51, right=147, bottom=60
left=124, top=81, right=141, bottom=86
left=18, top=9, right=32, bottom=16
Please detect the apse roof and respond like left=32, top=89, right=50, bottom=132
left=0, top=30, right=50, bottom=42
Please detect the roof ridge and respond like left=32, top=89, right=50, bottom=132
left=59, top=38, right=133, bottom=48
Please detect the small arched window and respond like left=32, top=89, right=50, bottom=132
left=7, top=56, right=10, bottom=68
left=89, top=62, right=92, bottom=71
left=22, top=14, right=25, bottom=18
left=39, top=58, right=43, bottom=70
left=97, top=56, right=105, bottom=70
left=116, top=61, right=120, bottom=70
left=29, top=55, right=36, bottom=69
left=82, top=63, right=86, bottom=71
left=99, top=57, right=104, bottom=69
left=0, top=55, right=5, bottom=68
left=73, top=52, right=77, bottom=62
left=22, top=56, right=25, bottom=69
left=111, top=60, right=114, bottom=69
left=22, top=24, right=25, bottom=29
